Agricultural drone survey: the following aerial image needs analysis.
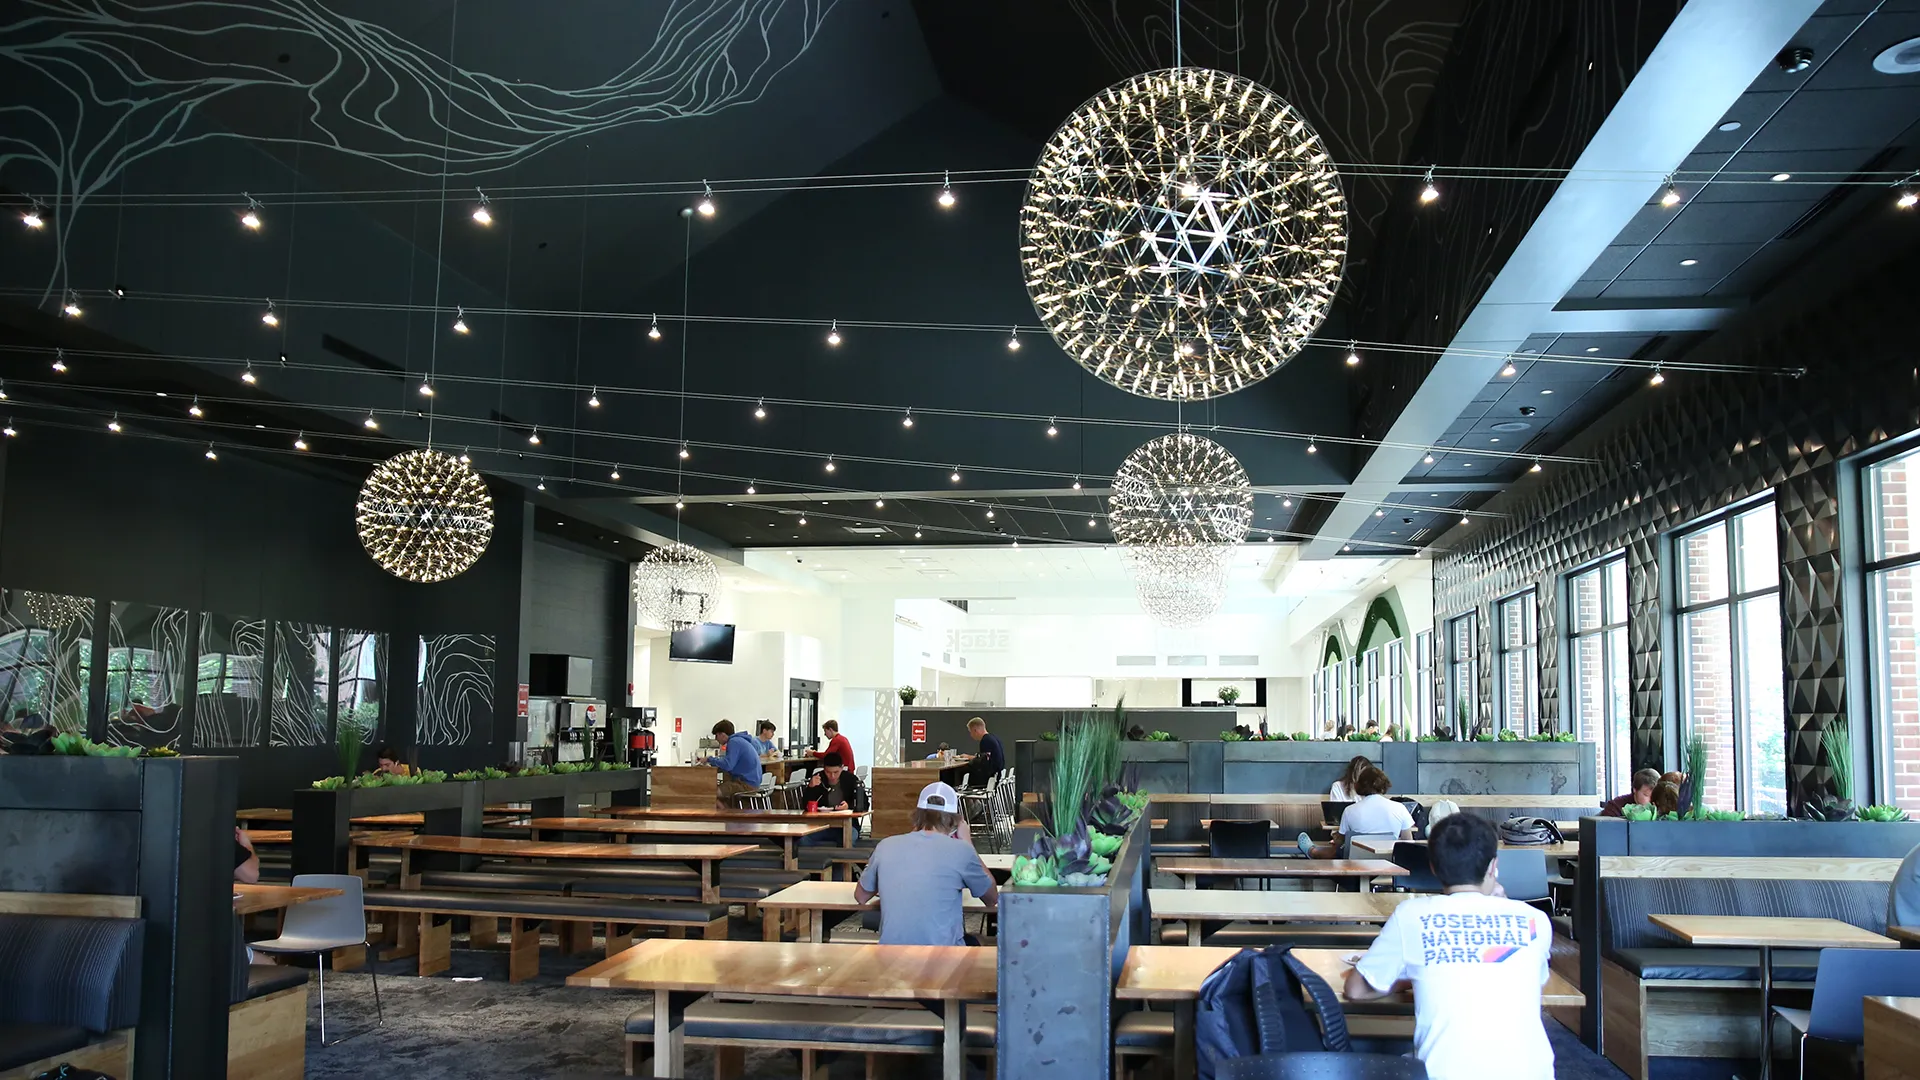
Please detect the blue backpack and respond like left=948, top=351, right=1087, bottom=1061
left=1194, top=945, right=1352, bottom=1079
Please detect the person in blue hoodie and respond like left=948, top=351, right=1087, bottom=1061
left=705, top=719, right=763, bottom=806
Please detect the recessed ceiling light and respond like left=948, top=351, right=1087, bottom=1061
left=1679, top=258, right=1698, bottom=266
left=1490, top=437, right=1501, bottom=443
left=1770, top=172, right=1792, bottom=182
left=1585, top=346, right=1600, bottom=353
left=1873, top=37, right=1920, bottom=74
left=1717, top=120, right=1742, bottom=132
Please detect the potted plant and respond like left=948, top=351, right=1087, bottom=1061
left=1802, top=726, right=1856, bottom=821
left=897, top=685, right=918, bottom=706
left=1217, top=686, right=1241, bottom=706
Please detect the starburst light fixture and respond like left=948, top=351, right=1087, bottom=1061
left=1109, top=432, right=1252, bottom=627
left=1020, top=67, right=1347, bottom=401
left=632, top=542, right=723, bottom=630
left=19, top=590, right=92, bottom=629
left=355, top=448, right=495, bottom=583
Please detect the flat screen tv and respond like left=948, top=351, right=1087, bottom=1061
left=669, top=622, right=735, bottom=664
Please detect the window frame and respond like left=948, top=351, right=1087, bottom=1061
left=1494, top=588, right=1539, bottom=735
left=1564, top=552, right=1630, bottom=795
left=1446, top=611, right=1477, bottom=736
left=1413, top=629, right=1434, bottom=737
left=1855, top=437, right=1920, bottom=809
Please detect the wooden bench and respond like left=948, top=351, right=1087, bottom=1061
left=620, top=999, right=997, bottom=1077
left=229, top=964, right=310, bottom=1080
left=362, top=891, right=729, bottom=982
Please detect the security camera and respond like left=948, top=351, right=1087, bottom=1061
left=1518, top=406, right=1537, bottom=417
left=795, top=557, right=804, bottom=564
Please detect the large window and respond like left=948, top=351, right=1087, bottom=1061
left=1340, top=656, right=1358, bottom=734
left=1675, top=502, right=1785, bottom=815
left=1360, top=649, right=1380, bottom=732
left=1496, top=591, right=1539, bottom=734
left=1447, top=612, right=1476, bottom=737
left=1383, top=638, right=1405, bottom=737
left=1568, top=555, right=1631, bottom=796
left=1867, top=446, right=1920, bottom=814
left=1414, top=630, right=1434, bottom=736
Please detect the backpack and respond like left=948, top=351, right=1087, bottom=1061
left=1498, top=816, right=1564, bottom=846
left=1194, top=945, right=1351, bottom=1079
left=1392, top=797, right=1431, bottom=838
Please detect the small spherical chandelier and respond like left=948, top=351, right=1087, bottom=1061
left=632, top=542, right=723, bottom=630
left=1127, top=548, right=1232, bottom=627
left=19, top=590, right=91, bottom=629
left=1021, top=67, right=1347, bottom=401
left=356, top=448, right=495, bottom=583
left=1109, top=432, right=1253, bottom=549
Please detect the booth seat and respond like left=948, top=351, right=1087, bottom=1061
left=0, top=912, right=143, bottom=1080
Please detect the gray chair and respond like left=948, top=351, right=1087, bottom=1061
left=1774, top=948, right=1920, bottom=1080
left=732, top=790, right=773, bottom=810
left=1496, top=849, right=1552, bottom=914
left=1390, top=842, right=1443, bottom=893
left=248, top=873, right=382, bottom=1044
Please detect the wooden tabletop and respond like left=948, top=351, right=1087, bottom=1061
left=980, top=854, right=1014, bottom=871
left=1649, top=914, right=1897, bottom=949
left=237, top=807, right=291, bottom=822
left=243, top=829, right=293, bottom=844
left=598, top=807, right=865, bottom=823
left=352, top=833, right=760, bottom=862
left=1156, top=857, right=1407, bottom=878
left=1116, top=945, right=1241, bottom=1001
left=760, top=880, right=987, bottom=913
left=566, top=938, right=997, bottom=1001
left=1148, top=889, right=1409, bottom=923
left=233, top=883, right=342, bottom=916
left=1348, top=836, right=1580, bottom=858
left=1889, top=926, right=1920, bottom=945
left=527, top=816, right=829, bottom=839
left=1290, top=947, right=1585, bottom=1008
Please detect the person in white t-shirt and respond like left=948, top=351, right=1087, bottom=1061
left=1345, top=813, right=1554, bottom=1080
left=1327, top=755, right=1371, bottom=803
left=1301, top=764, right=1414, bottom=858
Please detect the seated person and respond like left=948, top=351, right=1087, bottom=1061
left=1328, top=755, right=1371, bottom=802
left=1890, top=841, right=1920, bottom=928
left=855, top=782, right=997, bottom=945
left=1301, top=764, right=1413, bottom=857
left=805, top=752, right=867, bottom=811
left=1651, top=780, right=1680, bottom=817
left=705, top=720, right=763, bottom=804
left=755, top=719, right=780, bottom=788
left=373, top=745, right=412, bottom=776
left=926, top=742, right=951, bottom=760
left=1345, top=813, right=1554, bottom=1080
left=234, top=826, right=260, bottom=885
left=1600, top=768, right=1661, bottom=816
left=966, top=717, right=1005, bottom=789
left=821, top=719, right=855, bottom=773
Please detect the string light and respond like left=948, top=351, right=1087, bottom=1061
left=418, top=378, right=433, bottom=397
left=1649, top=366, right=1666, bottom=386
left=363, top=412, right=380, bottom=430
left=458, top=448, right=471, bottom=464
left=1500, top=360, right=1517, bottom=377
left=674, top=498, right=684, bottom=509
left=588, top=387, right=601, bottom=408
left=1072, top=477, right=1082, bottom=490
left=1460, top=515, right=1471, bottom=526
left=1306, top=437, right=1318, bottom=454
left=189, top=396, right=203, bottom=417
left=951, top=468, right=961, bottom=483
left=538, top=478, right=548, bottom=491
left=107, top=413, right=121, bottom=433
left=527, top=427, right=540, bottom=445
left=798, top=516, right=807, bottom=525
left=1423, top=453, right=1435, bottom=464
left=648, top=315, right=662, bottom=340
left=1530, top=458, right=1543, bottom=473
left=241, top=361, right=257, bottom=385
left=0, top=381, right=8, bottom=400
left=937, top=170, right=956, bottom=209
left=1899, top=187, right=1918, bottom=210
left=293, top=431, right=308, bottom=450
left=3, top=420, right=15, bottom=438
left=452, top=307, right=470, bottom=334
left=1006, top=327, right=1021, bottom=351
left=260, top=299, right=279, bottom=327
left=20, top=202, right=43, bottom=230
left=986, top=509, right=995, bottom=519
left=610, top=464, right=622, bottom=480
left=61, top=290, right=81, bottom=318
left=746, top=480, right=756, bottom=494
left=204, top=442, right=218, bottom=460
left=1046, top=418, right=1057, bottom=437
left=875, top=499, right=885, bottom=509
left=1374, top=508, right=1385, bottom=517
left=697, top=181, right=716, bottom=217
left=825, top=320, right=841, bottom=347
left=471, top=189, right=493, bottom=226
left=239, top=194, right=262, bottom=230
left=1419, top=166, right=1440, bottom=204
left=112, top=286, right=124, bottom=298
left=1282, top=497, right=1293, bottom=508
left=824, top=456, right=836, bottom=473
left=753, top=398, right=766, bottom=419
left=914, top=530, right=923, bottom=539
left=678, top=442, right=691, bottom=460
left=901, top=408, right=913, bottom=428
left=1345, top=341, right=1360, bottom=366
left=1660, top=175, right=1681, bottom=207
left=1088, top=518, right=1096, bottom=527
left=51, top=349, right=66, bottom=373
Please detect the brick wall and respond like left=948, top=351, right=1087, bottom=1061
left=1878, top=457, right=1920, bottom=814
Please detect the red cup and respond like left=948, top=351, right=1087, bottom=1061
left=806, top=801, right=819, bottom=813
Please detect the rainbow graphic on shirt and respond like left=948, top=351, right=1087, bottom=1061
left=1415, top=911, right=1540, bottom=966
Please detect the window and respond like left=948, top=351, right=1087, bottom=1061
left=1496, top=591, right=1539, bottom=734
left=1360, top=649, right=1380, bottom=732
left=1413, top=630, right=1434, bottom=736
left=1568, top=555, right=1631, bottom=796
left=1447, top=612, right=1476, bottom=736
left=1675, top=501, right=1785, bottom=815
left=335, top=630, right=386, bottom=739
left=0, top=628, right=59, bottom=722
left=1383, top=638, right=1405, bottom=737
left=1866, top=446, right=1920, bottom=814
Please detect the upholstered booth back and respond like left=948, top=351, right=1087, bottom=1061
left=0, top=913, right=144, bottom=1032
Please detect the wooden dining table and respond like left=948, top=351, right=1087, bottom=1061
left=1348, top=835, right=1581, bottom=859
left=524, top=816, right=831, bottom=871
left=1117, top=945, right=1239, bottom=1077
left=232, top=882, right=344, bottom=916
left=568, top=938, right=996, bottom=1080
left=757, top=880, right=989, bottom=942
left=596, top=806, right=867, bottom=846
left=1649, top=913, right=1896, bottom=1080
left=1149, top=888, right=1409, bottom=946
left=1155, top=857, right=1407, bottom=891
left=1288, top=946, right=1585, bottom=1038
left=350, top=833, right=758, bottom=904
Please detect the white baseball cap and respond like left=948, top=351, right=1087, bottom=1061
left=917, top=781, right=959, bottom=811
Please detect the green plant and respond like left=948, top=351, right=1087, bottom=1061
left=310, top=775, right=348, bottom=790
left=1859, top=804, right=1911, bottom=822
left=897, top=685, right=918, bottom=705
left=1497, top=729, right=1520, bottom=742
left=1290, top=731, right=1312, bottom=741
left=49, top=733, right=138, bottom=757
left=1685, top=732, right=1708, bottom=818
left=1219, top=730, right=1246, bottom=742
left=1455, top=697, right=1471, bottom=737
left=1417, top=734, right=1445, bottom=742
left=552, top=761, right=594, bottom=774
left=140, top=745, right=179, bottom=757
left=1144, top=730, right=1176, bottom=741
left=1046, top=705, right=1125, bottom=836
left=1474, top=731, right=1495, bottom=742
left=1217, top=686, right=1241, bottom=706
left=451, top=769, right=484, bottom=781
left=1347, top=730, right=1381, bottom=742
left=1621, top=803, right=1658, bottom=821
left=335, top=713, right=366, bottom=783
left=1823, top=724, right=1855, bottom=804
left=1696, top=809, right=1746, bottom=821
left=416, top=769, right=447, bottom=783
left=518, top=764, right=553, bottom=776
left=1039, top=731, right=1058, bottom=742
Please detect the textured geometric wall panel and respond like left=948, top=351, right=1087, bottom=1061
left=1433, top=248, right=1920, bottom=814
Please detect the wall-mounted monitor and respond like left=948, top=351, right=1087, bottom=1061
left=669, top=622, right=735, bottom=664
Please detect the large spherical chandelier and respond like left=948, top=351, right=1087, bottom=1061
left=355, top=448, right=495, bottom=583
left=19, top=590, right=91, bottom=629
left=632, top=542, right=723, bottom=630
left=1021, top=67, right=1347, bottom=401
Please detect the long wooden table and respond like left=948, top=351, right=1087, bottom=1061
left=1348, top=835, right=1580, bottom=859
left=568, top=938, right=996, bottom=1080
left=1867, top=996, right=1920, bottom=1080
left=597, top=806, right=866, bottom=846
left=232, top=883, right=342, bottom=916
left=1117, top=945, right=1238, bottom=1076
left=758, top=880, right=989, bottom=943
left=525, top=816, right=830, bottom=871
left=1149, top=889, right=1409, bottom=946
left=1155, top=857, right=1406, bottom=891
left=351, top=833, right=758, bottom=904
left=1289, top=945, right=1585, bottom=1012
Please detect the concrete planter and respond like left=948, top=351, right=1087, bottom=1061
left=1417, top=742, right=1585, bottom=762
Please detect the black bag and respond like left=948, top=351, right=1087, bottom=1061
left=1498, top=816, right=1564, bottom=846
left=35, top=1067, right=118, bottom=1080
left=1392, top=797, right=1431, bottom=838
left=1194, top=945, right=1351, bottom=1079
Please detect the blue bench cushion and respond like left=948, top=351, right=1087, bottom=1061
left=626, top=1001, right=995, bottom=1048
left=0, top=1021, right=92, bottom=1070
left=0, top=914, right=143, bottom=1032
left=1608, top=947, right=1823, bottom=983
left=242, top=964, right=310, bottom=1002
left=1602, top=877, right=1889, bottom=952
left=1116, top=1011, right=1176, bottom=1048
left=362, top=890, right=725, bottom=923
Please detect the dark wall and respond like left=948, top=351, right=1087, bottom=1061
left=1430, top=241, right=1920, bottom=813
left=0, top=426, right=527, bottom=803
left=523, top=535, right=629, bottom=705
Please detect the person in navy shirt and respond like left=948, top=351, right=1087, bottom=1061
left=966, top=717, right=1005, bottom=789
left=705, top=720, right=763, bottom=805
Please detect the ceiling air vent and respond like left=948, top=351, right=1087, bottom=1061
left=1115, top=655, right=1157, bottom=667
left=843, top=526, right=891, bottom=535
left=1219, top=654, right=1259, bottom=666
left=943, top=599, right=969, bottom=612
left=1167, top=654, right=1208, bottom=667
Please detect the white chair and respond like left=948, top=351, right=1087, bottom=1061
left=248, top=873, right=383, bottom=1044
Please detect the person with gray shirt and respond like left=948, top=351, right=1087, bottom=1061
left=856, top=781, right=997, bottom=946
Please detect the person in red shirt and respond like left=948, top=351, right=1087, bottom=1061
left=822, top=719, right=855, bottom=774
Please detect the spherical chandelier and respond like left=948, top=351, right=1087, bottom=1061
left=632, top=542, right=722, bottom=630
left=1021, top=66, right=1347, bottom=401
left=19, top=590, right=91, bottom=629
left=1109, top=432, right=1253, bottom=549
left=355, top=448, right=495, bottom=583
left=1127, top=548, right=1232, bottom=628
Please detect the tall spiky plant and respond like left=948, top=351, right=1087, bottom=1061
left=1823, top=724, right=1854, bottom=805
left=1685, top=733, right=1708, bottom=819
left=1045, top=698, right=1125, bottom=837
left=335, top=713, right=365, bottom=782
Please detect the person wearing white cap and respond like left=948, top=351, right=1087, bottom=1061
left=855, top=781, right=997, bottom=946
